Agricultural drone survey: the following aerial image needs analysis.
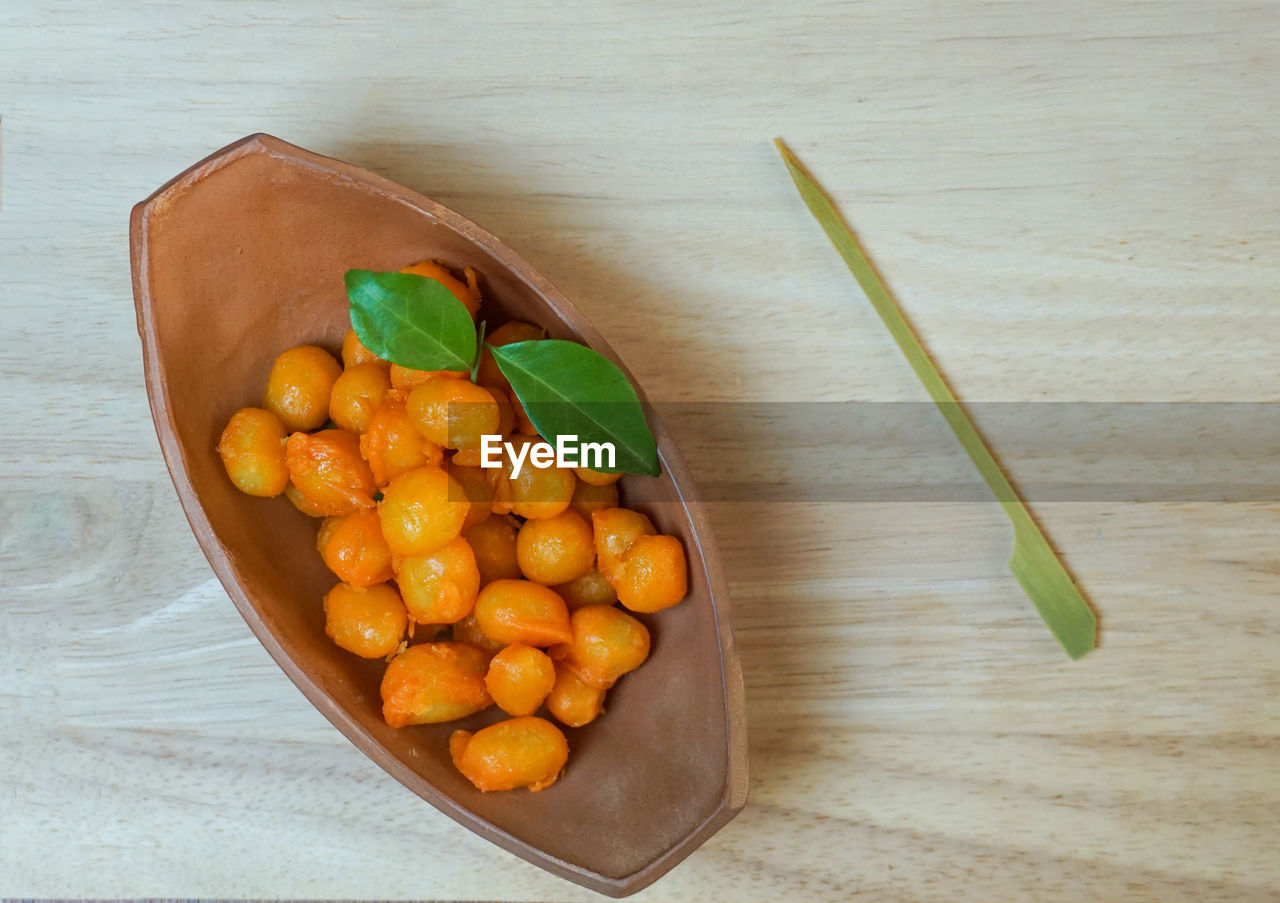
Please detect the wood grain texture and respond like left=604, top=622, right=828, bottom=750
left=2, top=1, right=1277, bottom=900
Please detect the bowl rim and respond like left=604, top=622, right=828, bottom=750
left=129, top=133, right=748, bottom=897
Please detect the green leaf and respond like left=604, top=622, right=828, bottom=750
left=490, top=340, right=660, bottom=477
left=345, top=270, right=476, bottom=372
left=775, top=137, right=1097, bottom=660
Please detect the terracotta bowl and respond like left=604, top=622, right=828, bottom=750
left=129, top=134, right=747, bottom=896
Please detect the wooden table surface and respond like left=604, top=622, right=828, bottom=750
left=3, top=2, right=1278, bottom=900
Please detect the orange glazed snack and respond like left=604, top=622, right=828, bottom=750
left=217, top=407, right=289, bottom=497
left=489, top=436, right=576, bottom=520
left=546, top=662, right=606, bottom=728
left=285, top=429, right=377, bottom=516
left=317, top=509, right=394, bottom=587
left=389, top=364, right=468, bottom=390
left=396, top=536, right=481, bottom=625
left=216, top=259, right=701, bottom=792
left=400, top=259, right=481, bottom=318
left=452, top=613, right=506, bottom=654
left=377, top=465, right=469, bottom=557
left=463, top=514, right=522, bottom=584
left=323, top=582, right=407, bottom=659
left=484, top=643, right=556, bottom=716
left=341, top=327, right=387, bottom=370
left=407, top=377, right=500, bottom=452
left=516, top=509, right=595, bottom=586
left=284, top=483, right=329, bottom=517
left=509, top=389, right=538, bottom=436
left=328, top=362, right=391, bottom=434
left=473, top=579, right=573, bottom=647
left=360, top=391, right=444, bottom=486
left=591, top=507, right=656, bottom=581
left=316, top=515, right=342, bottom=552
left=574, top=466, right=622, bottom=487
left=380, top=642, right=492, bottom=727
left=475, top=320, right=545, bottom=390
left=264, top=344, right=342, bottom=432
left=483, top=385, right=517, bottom=439
left=447, top=462, right=495, bottom=530
left=614, top=533, right=688, bottom=613
left=569, top=478, right=619, bottom=520
left=552, top=568, right=618, bottom=609
left=449, top=716, right=569, bottom=792
left=550, top=604, right=650, bottom=689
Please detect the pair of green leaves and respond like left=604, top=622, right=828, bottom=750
left=345, top=269, right=659, bottom=476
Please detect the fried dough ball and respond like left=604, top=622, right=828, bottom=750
left=484, top=643, right=556, bottom=716
left=285, top=429, right=377, bottom=516
left=264, top=345, right=341, bottom=432
left=473, top=579, right=573, bottom=647
left=218, top=407, right=289, bottom=497
left=380, top=642, right=492, bottom=727
left=377, top=465, right=469, bottom=557
left=324, top=582, right=407, bottom=659
left=516, top=510, right=594, bottom=586
left=549, top=604, right=650, bottom=689
left=449, top=716, right=568, bottom=792
left=396, top=536, right=481, bottom=625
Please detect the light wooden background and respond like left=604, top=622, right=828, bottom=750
left=3, top=2, right=1279, bottom=900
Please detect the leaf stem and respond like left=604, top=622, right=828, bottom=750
left=470, top=320, right=487, bottom=383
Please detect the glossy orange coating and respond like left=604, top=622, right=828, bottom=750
left=489, top=436, right=576, bottom=520
left=377, top=465, right=470, bottom=557
left=407, top=377, right=501, bottom=452
left=446, top=462, right=495, bottom=530
left=516, top=509, right=595, bottom=586
left=217, top=407, right=289, bottom=497
left=463, top=514, right=523, bottom=585
left=484, top=643, right=557, bottom=716
left=569, top=478, right=619, bottom=520
left=552, top=568, right=618, bottom=610
left=399, top=259, right=481, bottom=318
left=284, top=483, right=329, bottom=517
left=591, top=507, right=656, bottom=581
left=323, top=581, right=407, bottom=659
left=473, top=579, right=573, bottom=647
left=574, top=466, right=623, bottom=487
left=485, top=385, right=516, bottom=438
left=341, top=327, right=388, bottom=370
left=263, top=344, right=342, bottom=432
left=449, top=716, right=569, bottom=792
left=475, top=320, right=545, bottom=390
left=396, top=536, right=481, bottom=625
left=328, top=362, right=391, bottom=434
left=360, top=390, right=444, bottom=486
left=613, top=533, right=688, bottom=613
left=451, top=613, right=506, bottom=654
left=549, top=604, right=650, bottom=689
left=509, top=388, right=538, bottom=435
left=380, top=642, right=492, bottom=727
left=317, top=509, right=394, bottom=587
left=545, top=662, right=606, bottom=728
left=316, top=515, right=342, bottom=552
left=450, top=386, right=515, bottom=466
left=389, top=364, right=468, bottom=391
left=285, top=429, right=377, bottom=516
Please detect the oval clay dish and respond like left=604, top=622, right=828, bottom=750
left=129, top=134, right=747, bottom=897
